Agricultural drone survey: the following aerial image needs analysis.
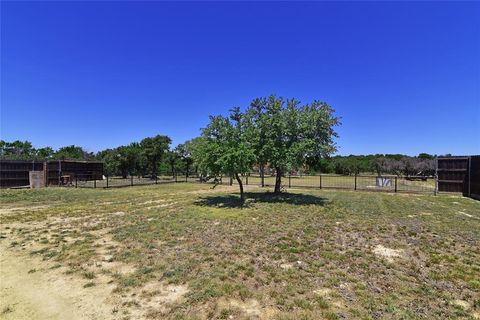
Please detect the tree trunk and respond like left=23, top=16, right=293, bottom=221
left=152, top=159, right=157, bottom=179
left=260, top=164, right=265, bottom=187
left=274, top=167, right=282, bottom=194
left=235, top=173, right=245, bottom=202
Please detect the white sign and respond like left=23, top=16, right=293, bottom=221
left=376, top=177, right=392, bottom=187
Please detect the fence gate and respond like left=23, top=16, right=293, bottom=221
left=437, top=156, right=480, bottom=200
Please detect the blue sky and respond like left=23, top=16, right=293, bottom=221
left=1, top=1, right=479, bottom=156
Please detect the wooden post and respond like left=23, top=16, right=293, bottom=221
left=319, top=174, right=322, bottom=189
left=94, top=179, right=96, bottom=189
left=289, top=174, right=291, bottom=188
left=106, top=175, right=109, bottom=188
left=246, top=175, right=248, bottom=185
left=43, top=161, right=48, bottom=187
left=354, top=174, right=357, bottom=190
left=395, top=176, right=398, bottom=193
left=229, top=175, right=233, bottom=186
left=131, top=175, right=133, bottom=186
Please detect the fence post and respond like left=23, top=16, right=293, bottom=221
left=246, top=175, right=248, bottom=185
left=354, top=174, right=357, bottom=190
left=261, top=167, right=265, bottom=187
left=319, top=174, right=322, bottom=189
left=131, top=175, right=133, bottom=186
left=155, top=174, right=158, bottom=184
left=229, top=175, right=233, bottom=186
left=175, top=171, right=178, bottom=183
left=94, top=179, right=96, bottom=189
left=185, top=173, right=188, bottom=182
left=289, top=173, right=291, bottom=188
left=106, top=175, right=109, bottom=188
left=395, top=176, right=398, bottom=193
left=75, top=175, right=77, bottom=188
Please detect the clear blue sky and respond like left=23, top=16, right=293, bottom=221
left=1, top=1, right=479, bottom=156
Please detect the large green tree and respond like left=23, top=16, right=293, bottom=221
left=246, top=96, right=340, bottom=193
left=198, top=108, right=255, bottom=202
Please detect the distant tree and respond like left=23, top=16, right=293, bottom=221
left=117, top=144, right=141, bottom=178
left=401, top=157, right=435, bottom=176
left=175, top=142, right=194, bottom=177
left=187, top=137, right=208, bottom=178
left=416, top=158, right=436, bottom=176
left=34, top=147, right=54, bottom=160
left=96, top=148, right=118, bottom=176
left=140, top=135, right=171, bottom=178
left=246, top=96, right=340, bottom=193
left=54, top=145, right=93, bottom=160
left=198, top=107, right=255, bottom=202
left=0, top=140, right=35, bottom=159
left=418, top=153, right=434, bottom=160
left=164, top=151, right=180, bottom=177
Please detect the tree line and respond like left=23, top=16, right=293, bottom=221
left=2, top=95, right=439, bottom=200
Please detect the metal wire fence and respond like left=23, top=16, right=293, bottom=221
left=65, top=172, right=436, bottom=194
left=218, top=173, right=436, bottom=194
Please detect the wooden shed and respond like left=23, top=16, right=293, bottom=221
left=0, top=159, right=103, bottom=188
left=0, top=160, right=44, bottom=188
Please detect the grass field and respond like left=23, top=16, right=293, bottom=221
left=1, top=183, right=479, bottom=319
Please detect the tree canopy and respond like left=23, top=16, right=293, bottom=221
left=246, top=96, right=340, bottom=193
left=196, top=107, right=255, bottom=201
left=139, top=135, right=171, bottom=177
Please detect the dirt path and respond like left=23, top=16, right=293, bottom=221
left=0, top=242, right=117, bottom=320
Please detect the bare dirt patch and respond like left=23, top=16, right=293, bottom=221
left=0, top=205, right=51, bottom=216
left=215, top=298, right=277, bottom=319
left=372, top=244, right=404, bottom=263
left=0, top=242, right=118, bottom=320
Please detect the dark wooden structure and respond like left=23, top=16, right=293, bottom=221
left=0, top=160, right=44, bottom=187
left=46, top=160, right=103, bottom=185
left=0, top=159, right=103, bottom=188
left=469, top=156, right=480, bottom=200
left=437, top=156, right=480, bottom=200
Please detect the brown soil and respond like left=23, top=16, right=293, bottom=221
left=0, top=242, right=118, bottom=320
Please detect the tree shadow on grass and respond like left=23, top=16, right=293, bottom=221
left=195, top=192, right=328, bottom=208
